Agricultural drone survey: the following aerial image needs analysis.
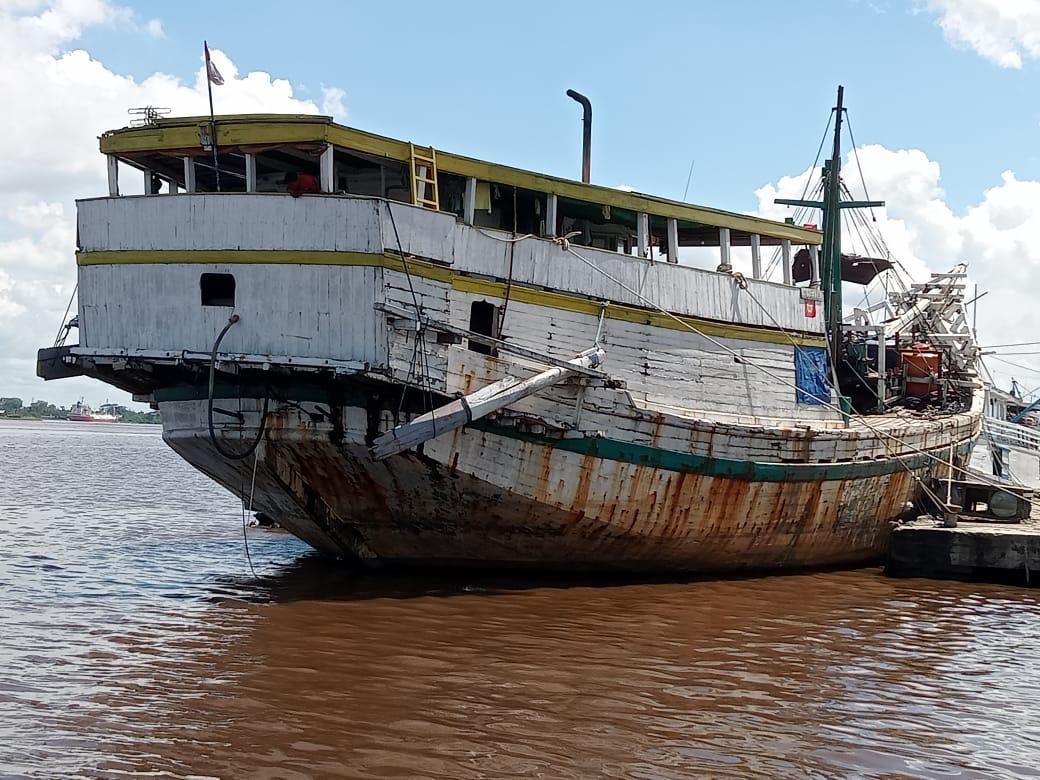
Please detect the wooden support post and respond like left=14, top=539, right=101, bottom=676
left=183, top=157, right=196, bottom=193
left=809, top=245, right=821, bottom=288
left=464, top=177, right=476, bottom=225
left=717, top=227, right=732, bottom=272
left=320, top=145, right=334, bottom=193
left=750, top=233, right=762, bottom=278
left=545, top=192, right=558, bottom=236
left=244, top=153, right=257, bottom=193
left=165, top=179, right=177, bottom=195
left=667, top=218, right=679, bottom=264
left=781, top=239, right=792, bottom=285
left=145, top=168, right=161, bottom=195
left=106, top=156, right=119, bottom=197
left=637, top=212, right=649, bottom=257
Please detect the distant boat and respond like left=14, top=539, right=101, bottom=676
left=67, top=401, right=120, bottom=423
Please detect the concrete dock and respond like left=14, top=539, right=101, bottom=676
left=887, top=505, right=1040, bottom=584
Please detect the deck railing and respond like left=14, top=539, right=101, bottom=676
left=983, top=417, right=1040, bottom=453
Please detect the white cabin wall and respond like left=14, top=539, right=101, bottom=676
left=77, top=195, right=386, bottom=254
left=79, top=263, right=386, bottom=365
left=449, top=224, right=822, bottom=336
left=78, top=195, right=821, bottom=337
left=383, top=268, right=451, bottom=390
left=447, top=288, right=831, bottom=419
left=76, top=193, right=830, bottom=419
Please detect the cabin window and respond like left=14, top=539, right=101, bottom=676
left=438, top=172, right=468, bottom=220
left=200, top=273, right=236, bottom=307
left=558, top=197, right=643, bottom=254
left=472, top=184, right=547, bottom=235
left=468, top=300, right=498, bottom=355
left=332, top=148, right=409, bottom=201
left=189, top=151, right=248, bottom=192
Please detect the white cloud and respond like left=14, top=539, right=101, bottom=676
left=758, top=144, right=1040, bottom=391
left=0, top=0, right=346, bottom=407
left=320, top=85, right=346, bottom=119
left=926, top=0, right=1040, bottom=68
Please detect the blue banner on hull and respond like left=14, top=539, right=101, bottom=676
left=795, top=346, right=830, bottom=405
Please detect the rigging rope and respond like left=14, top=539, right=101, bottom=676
left=553, top=239, right=1026, bottom=507
left=386, top=203, right=437, bottom=423
left=763, top=180, right=824, bottom=281
left=52, top=283, right=78, bottom=347
left=240, top=452, right=259, bottom=579
left=844, top=110, right=879, bottom=223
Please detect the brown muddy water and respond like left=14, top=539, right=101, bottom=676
left=2, top=420, right=1040, bottom=779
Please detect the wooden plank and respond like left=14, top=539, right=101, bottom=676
left=371, top=349, right=604, bottom=459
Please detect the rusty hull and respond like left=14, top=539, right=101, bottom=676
left=160, top=399, right=940, bottom=573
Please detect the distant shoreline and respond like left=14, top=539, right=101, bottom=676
left=0, top=415, right=160, bottom=425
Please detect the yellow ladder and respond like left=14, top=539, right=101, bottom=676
left=409, top=143, right=440, bottom=211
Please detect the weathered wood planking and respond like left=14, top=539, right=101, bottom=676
left=79, top=263, right=385, bottom=364
left=76, top=194, right=824, bottom=335
left=156, top=397, right=932, bottom=571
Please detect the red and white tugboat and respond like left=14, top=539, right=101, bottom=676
left=67, top=401, right=121, bottom=423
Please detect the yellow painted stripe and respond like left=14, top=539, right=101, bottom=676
left=99, top=117, right=821, bottom=245
left=77, top=249, right=825, bottom=346
left=76, top=248, right=454, bottom=281
left=452, top=276, right=824, bottom=345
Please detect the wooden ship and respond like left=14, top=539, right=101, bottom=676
left=38, top=88, right=984, bottom=571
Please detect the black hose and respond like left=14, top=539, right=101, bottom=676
left=207, top=314, right=269, bottom=460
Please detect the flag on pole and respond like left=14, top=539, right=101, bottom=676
left=203, top=41, right=222, bottom=190
left=204, top=42, right=224, bottom=86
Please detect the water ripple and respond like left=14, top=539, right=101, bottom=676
left=2, top=420, right=1040, bottom=778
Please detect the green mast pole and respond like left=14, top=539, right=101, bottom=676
left=824, top=85, right=845, bottom=371
left=775, top=87, right=885, bottom=412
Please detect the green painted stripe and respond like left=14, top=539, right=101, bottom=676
left=155, top=383, right=966, bottom=483
left=541, top=433, right=969, bottom=482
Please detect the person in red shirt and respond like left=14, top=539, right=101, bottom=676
left=286, top=172, right=320, bottom=197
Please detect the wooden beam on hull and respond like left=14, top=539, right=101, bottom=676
left=370, top=348, right=604, bottom=460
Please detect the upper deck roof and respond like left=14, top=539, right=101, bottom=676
left=100, top=113, right=821, bottom=245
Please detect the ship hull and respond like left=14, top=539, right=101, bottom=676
left=44, top=190, right=984, bottom=574
left=160, top=396, right=946, bottom=573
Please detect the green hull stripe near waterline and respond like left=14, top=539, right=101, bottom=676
left=154, top=386, right=967, bottom=483
left=539, top=432, right=966, bottom=482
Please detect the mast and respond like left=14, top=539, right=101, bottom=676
left=823, top=85, right=845, bottom=369
left=775, top=86, right=884, bottom=388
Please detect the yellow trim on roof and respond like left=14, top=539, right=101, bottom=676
left=76, top=249, right=825, bottom=346
left=99, top=115, right=821, bottom=245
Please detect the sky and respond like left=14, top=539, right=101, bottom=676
left=1, top=0, right=1039, bottom=407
